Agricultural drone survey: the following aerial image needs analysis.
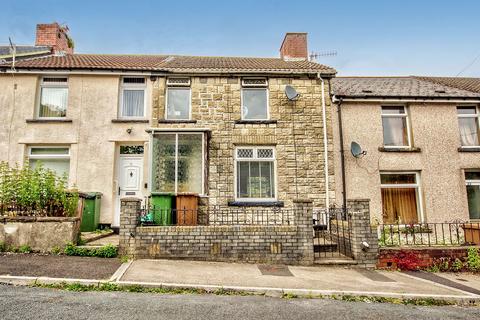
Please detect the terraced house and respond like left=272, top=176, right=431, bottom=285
left=0, top=24, right=336, bottom=231
left=331, top=76, right=480, bottom=225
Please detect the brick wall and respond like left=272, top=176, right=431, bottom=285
left=377, top=247, right=476, bottom=269
left=151, top=76, right=335, bottom=211
left=119, top=198, right=314, bottom=265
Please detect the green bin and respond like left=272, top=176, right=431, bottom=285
left=150, top=193, right=174, bottom=225
left=80, top=192, right=102, bottom=232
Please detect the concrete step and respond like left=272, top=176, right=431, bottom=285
left=81, top=230, right=114, bottom=244
left=314, top=258, right=357, bottom=266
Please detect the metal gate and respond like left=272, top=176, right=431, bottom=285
left=313, top=207, right=353, bottom=259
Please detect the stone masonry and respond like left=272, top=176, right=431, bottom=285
left=119, top=198, right=315, bottom=265
left=151, top=76, right=335, bottom=210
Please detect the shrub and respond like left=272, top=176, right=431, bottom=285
left=64, top=243, right=118, bottom=258
left=18, top=245, right=32, bottom=253
left=466, top=247, right=480, bottom=272
left=0, top=241, right=5, bottom=252
left=0, top=161, right=78, bottom=217
left=392, top=250, right=422, bottom=271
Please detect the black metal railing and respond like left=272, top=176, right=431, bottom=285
left=313, top=207, right=353, bottom=259
left=378, top=221, right=480, bottom=247
left=138, top=205, right=295, bottom=226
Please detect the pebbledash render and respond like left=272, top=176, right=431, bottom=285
left=0, top=25, right=337, bottom=229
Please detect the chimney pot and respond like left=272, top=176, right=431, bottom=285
left=35, top=22, right=73, bottom=54
left=280, top=33, right=308, bottom=61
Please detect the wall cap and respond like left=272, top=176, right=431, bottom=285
left=120, top=197, right=142, bottom=203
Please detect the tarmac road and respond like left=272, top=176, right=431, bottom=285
left=0, top=284, right=479, bottom=320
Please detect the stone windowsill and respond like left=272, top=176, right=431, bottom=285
left=234, top=120, right=278, bottom=125
left=458, top=147, right=480, bottom=152
left=26, top=118, right=73, bottom=123
left=227, top=201, right=284, bottom=207
left=158, top=120, right=198, bottom=124
left=378, top=147, right=421, bottom=153
left=112, top=119, right=149, bottom=123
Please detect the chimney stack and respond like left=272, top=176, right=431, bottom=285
left=35, top=23, right=74, bottom=54
left=280, top=33, right=308, bottom=61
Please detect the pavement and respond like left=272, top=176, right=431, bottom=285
left=2, top=285, right=480, bottom=320
left=1, top=255, right=480, bottom=304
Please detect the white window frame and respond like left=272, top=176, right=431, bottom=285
left=381, top=105, right=412, bottom=148
left=465, top=171, right=480, bottom=221
left=234, top=146, right=277, bottom=202
left=380, top=171, right=424, bottom=223
left=119, top=76, right=147, bottom=119
left=165, top=78, right=192, bottom=120
left=37, top=76, right=69, bottom=119
left=241, top=78, right=269, bottom=121
left=149, top=132, right=205, bottom=195
left=457, top=105, right=480, bottom=148
left=28, top=146, right=71, bottom=178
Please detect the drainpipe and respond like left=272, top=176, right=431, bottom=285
left=333, top=95, right=347, bottom=209
left=318, top=73, right=330, bottom=209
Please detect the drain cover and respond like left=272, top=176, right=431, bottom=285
left=258, top=265, right=293, bottom=277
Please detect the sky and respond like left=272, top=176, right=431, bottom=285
left=1, top=0, right=479, bottom=76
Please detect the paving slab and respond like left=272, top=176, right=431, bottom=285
left=0, top=253, right=122, bottom=280
left=120, top=259, right=478, bottom=297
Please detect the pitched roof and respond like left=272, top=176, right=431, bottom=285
left=414, top=76, right=480, bottom=94
left=0, top=45, right=51, bottom=60
left=0, top=53, right=336, bottom=75
left=331, top=76, right=480, bottom=99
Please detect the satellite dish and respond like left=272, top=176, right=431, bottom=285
left=285, top=85, right=300, bottom=101
left=351, top=141, right=367, bottom=158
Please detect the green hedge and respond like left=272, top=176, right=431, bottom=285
left=64, top=243, right=118, bottom=258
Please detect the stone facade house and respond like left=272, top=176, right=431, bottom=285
left=331, top=76, right=480, bottom=224
left=0, top=25, right=337, bottom=230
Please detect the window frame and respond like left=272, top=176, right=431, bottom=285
left=37, top=76, right=69, bottom=119
left=119, top=76, right=147, bottom=119
left=457, top=105, right=480, bottom=148
left=165, top=78, right=192, bottom=121
left=149, top=132, right=205, bottom=195
left=234, top=146, right=277, bottom=202
left=381, top=105, right=412, bottom=148
left=28, top=146, right=71, bottom=178
left=465, top=170, right=480, bottom=221
left=380, top=171, right=424, bottom=223
left=241, top=78, right=269, bottom=121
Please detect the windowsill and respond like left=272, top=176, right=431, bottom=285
left=458, top=147, right=480, bottom=152
left=227, top=201, right=284, bottom=207
left=235, top=120, right=277, bottom=125
left=378, top=147, right=421, bottom=153
left=26, top=118, right=72, bottom=123
left=111, top=119, right=149, bottom=123
left=158, top=119, right=197, bottom=124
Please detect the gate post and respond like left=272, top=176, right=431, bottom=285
left=293, top=199, right=314, bottom=265
left=119, top=197, right=141, bottom=258
left=348, top=199, right=378, bottom=268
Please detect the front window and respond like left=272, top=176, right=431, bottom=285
left=457, top=106, right=480, bottom=147
left=39, top=77, right=68, bottom=118
left=151, top=133, right=204, bottom=194
left=166, top=78, right=191, bottom=120
left=28, top=146, right=70, bottom=178
left=241, top=79, right=269, bottom=120
left=380, top=172, right=421, bottom=224
left=381, top=106, right=410, bottom=147
left=235, top=147, right=276, bottom=201
left=120, top=77, right=146, bottom=118
left=466, top=171, right=480, bottom=220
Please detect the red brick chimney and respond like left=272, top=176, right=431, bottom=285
left=35, top=23, right=73, bottom=54
left=280, top=33, right=308, bottom=61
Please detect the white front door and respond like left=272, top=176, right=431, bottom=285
left=114, top=155, right=144, bottom=227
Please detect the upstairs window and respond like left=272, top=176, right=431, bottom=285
left=166, top=78, right=191, bottom=120
left=457, top=106, right=480, bottom=147
left=28, top=146, right=70, bottom=178
left=381, top=106, right=410, bottom=147
left=39, top=77, right=68, bottom=118
left=241, top=78, right=269, bottom=120
left=120, top=77, right=146, bottom=118
left=235, top=147, right=276, bottom=201
left=465, top=171, right=480, bottom=220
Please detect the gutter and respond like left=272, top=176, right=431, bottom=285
left=318, top=73, right=330, bottom=209
left=336, top=96, right=480, bottom=103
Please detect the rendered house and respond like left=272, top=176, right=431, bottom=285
left=331, top=76, right=480, bottom=224
left=0, top=24, right=336, bottom=230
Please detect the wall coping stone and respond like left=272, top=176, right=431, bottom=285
left=120, top=197, right=142, bottom=203
left=293, top=199, right=313, bottom=204
left=1, top=216, right=80, bottom=223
